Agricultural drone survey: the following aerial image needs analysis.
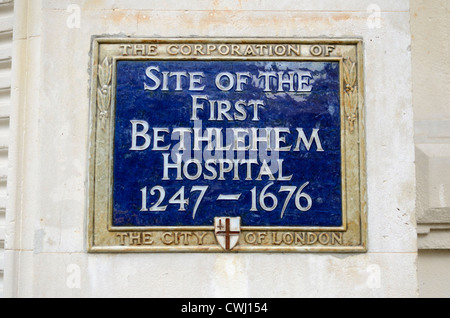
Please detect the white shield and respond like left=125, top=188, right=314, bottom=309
left=214, top=217, right=241, bottom=251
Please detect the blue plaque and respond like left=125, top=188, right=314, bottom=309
left=88, top=39, right=367, bottom=253
left=113, top=60, right=342, bottom=228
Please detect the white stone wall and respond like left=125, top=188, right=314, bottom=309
left=5, top=0, right=418, bottom=297
left=411, top=0, right=450, bottom=298
left=0, top=0, right=13, bottom=298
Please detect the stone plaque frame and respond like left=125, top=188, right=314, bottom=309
left=87, top=37, right=367, bottom=253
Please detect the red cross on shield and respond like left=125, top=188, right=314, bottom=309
left=214, top=217, right=241, bottom=251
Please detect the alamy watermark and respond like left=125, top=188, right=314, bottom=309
left=66, top=4, right=81, bottom=29
left=367, top=4, right=382, bottom=29
left=66, top=264, right=81, bottom=289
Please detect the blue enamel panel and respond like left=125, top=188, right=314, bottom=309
left=112, top=60, right=342, bottom=227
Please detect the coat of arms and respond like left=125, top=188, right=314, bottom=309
left=214, top=217, right=241, bottom=251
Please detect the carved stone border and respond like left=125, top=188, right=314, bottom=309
left=88, top=38, right=367, bottom=253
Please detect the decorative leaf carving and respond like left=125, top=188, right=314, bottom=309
left=99, top=57, right=112, bottom=88
left=343, top=58, right=358, bottom=133
left=97, top=57, right=112, bottom=129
